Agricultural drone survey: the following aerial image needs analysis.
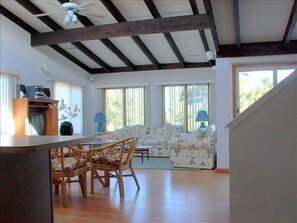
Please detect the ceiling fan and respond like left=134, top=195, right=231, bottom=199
left=34, top=0, right=106, bottom=25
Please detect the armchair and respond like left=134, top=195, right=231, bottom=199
left=51, top=145, right=89, bottom=207
left=90, top=137, right=140, bottom=198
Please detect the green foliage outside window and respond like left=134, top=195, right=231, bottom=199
left=105, top=89, right=123, bottom=131
left=104, top=87, right=144, bottom=131
left=239, top=74, right=273, bottom=113
left=164, top=84, right=209, bottom=132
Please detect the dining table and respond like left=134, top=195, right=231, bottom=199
left=0, top=135, right=94, bottom=223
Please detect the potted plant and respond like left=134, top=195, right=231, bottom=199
left=58, top=98, right=80, bottom=135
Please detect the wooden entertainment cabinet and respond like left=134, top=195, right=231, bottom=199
left=13, top=98, right=59, bottom=135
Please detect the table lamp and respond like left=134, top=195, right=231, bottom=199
left=93, top=112, right=106, bottom=133
left=196, top=110, right=209, bottom=131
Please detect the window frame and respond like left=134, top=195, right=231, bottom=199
left=162, top=83, right=210, bottom=132
left=233, top=62, right=297, bottom=117
left=103, top=86, right=146, bottom=131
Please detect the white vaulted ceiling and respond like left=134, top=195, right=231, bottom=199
left=0, top=0, right=296, bottom=75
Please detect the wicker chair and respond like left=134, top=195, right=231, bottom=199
left=51, top=145, right=89, bottom=207
left=90, top=137, right=140, bottom=198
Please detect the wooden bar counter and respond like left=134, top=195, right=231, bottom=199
left=0, top=135, right=93, bottom=223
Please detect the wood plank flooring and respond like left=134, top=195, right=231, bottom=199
left=53, top=169, right=229, bottom=223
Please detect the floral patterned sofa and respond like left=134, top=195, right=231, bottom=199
left=114, top=124, right=185, bottom=157
left=169, top=124, right=216, bottom=169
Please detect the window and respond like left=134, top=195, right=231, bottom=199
left=54, top=82, right=83, bottom=134
left=103, top=86, right=145, bottom=131
left=0, top=71, right=17, bottom=135
left=163, top=83, right=210, bottom=132
left=235, top=64, right=296, bottom=114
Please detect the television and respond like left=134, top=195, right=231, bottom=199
left=29, top=112, right=46, bottom=135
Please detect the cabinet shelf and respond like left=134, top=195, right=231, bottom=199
left=29, top=105, right=50, bottom=108
left=13, top=98, right=59, bottom=136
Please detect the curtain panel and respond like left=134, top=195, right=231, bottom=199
left=0, top=72, right=17, bottom=135
left=54, top=81, right=83, bottom=134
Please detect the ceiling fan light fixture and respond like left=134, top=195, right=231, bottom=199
left=72, top=14, right=78, bottom=24
left=62, top=2, right=79, bottom=11
left=64, top=14, right=71, bottom=25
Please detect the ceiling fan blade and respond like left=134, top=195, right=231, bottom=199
left=77, top=11, right=107, bottom=20
left=78, top=2, right=98, bottom=10
left=38, top=0, right=64, bottom=9
left=34, top=10, right=65, bottom=17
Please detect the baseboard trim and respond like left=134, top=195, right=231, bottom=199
left=216, top=169, right=229, bottom=173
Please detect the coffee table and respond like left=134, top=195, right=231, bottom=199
left=134, top=145, right=154, bottom=164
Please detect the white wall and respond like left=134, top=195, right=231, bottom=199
left=216, top=54, right=297, bottom=169
left=215, top=58, right=232, bottom=169
left=229, top=71, right=297, bottom=223
left=0, top=15, right=98, bottom=135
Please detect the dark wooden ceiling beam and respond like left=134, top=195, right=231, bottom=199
left=283, top=0, right=297, bottom=47
left=233, top=0, right=241, bottom=48
left=89, top=62, right=210, bottom=74
left=15, top=0, right=111, bottom=72
left=71, top=43, right=110, bottom=72
left=0, top=5, right=38, bottom=34
left=31, top=14, right=210, bottom=46
left=100, top=0, right=126, bottom=22
left=130, top=36, right=159, bottom=69
left=15, top=0, right=62, bottom=31
left=144, top=0, right=185, bottom=68
left=0, top=5, right=92, bottom=73
left=100, top=0, right=159, bottom=69
left=189, top=0, right=212, bottom=67
left=71, top=42, right=110, bottom=70
left=99, top=39, right=135, bottom=71
left=50, top=45, right=93, bottom=73
left=203, top=0, right=220, bottom=52
left=57, top=0, right=135, bottom=71
left=189, top=0, right=210, bottom=52
left=217, top=41, right=297, bottom=57
left=76, top=15, right=135, bottom=71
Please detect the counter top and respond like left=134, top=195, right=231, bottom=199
left=0, top=135, right=95, bottom=153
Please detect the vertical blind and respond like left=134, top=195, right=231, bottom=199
left=104, top=88, right=124, bottom=131
left=54, top=82, right=83, bottom=134
left=126, top=87, right=144, bottom=126
left=0, top=72, right=17, bottom=135
left=163, top=83, right=210, bottom=132
left=103, top=86, right=145, bottom=131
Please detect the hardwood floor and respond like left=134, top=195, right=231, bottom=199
left=53, top=169, right=229, bottom=223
